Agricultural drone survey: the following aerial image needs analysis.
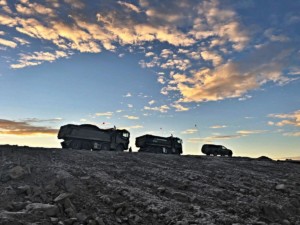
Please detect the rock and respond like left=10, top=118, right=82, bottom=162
left=95, top=217, right=106, bottom=225
left=76, top=212, right=88, bottom=222
left=157, top=186, right=166, bottom=193
left=64, top=218, right=78, bottom=225
left=26, top=203, right=59, bottom=217
left=11, top=201, right=28, bottom=211
left=50, top=217, right=59, bottom=224
left=275, top=184, right=286, bottom=191
left=87, top=220, right=97, bottom=225
left=282, top=219, right=291, bottom=225
left=65, top=207, right=76, bottom=218
left=63, top=198, right=76, bottom=212
left=16, top=185, right=31, bottom=194
left=54, top=193, right=73, bottom=202
left=8, top=166, right=26, bottom=179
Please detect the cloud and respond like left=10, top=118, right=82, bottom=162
left=0, top=119, right=58, bottom=136
left=0, top=38, right=17, bottom=48
left=144, top=105, right=170, bottom=113
left=188, top=129, right=267, bottom=142
left=15, top=2, right=54, bottom=16
left=63, top=0, right=85, bottom=9
left=148, top=100, right=155, bottom=105
left=157, top=76, right=165, bottom=84
left=188, top=134, right=242, bottom=143
left=11, top=51, right=69, bottom=69
left=165, top=42, right=297, bottom=103
left=283, top=132, right=300, bottom=137
left=0, top=0, right=12, bottom=14
left=23, top=118, right=63, bottom=123
left=201, top=50, right=223, bottom=66
left=210, top=125, right=227, bottom=129
left=268, top=110, right=300, bottom=127
left=264, top=29, right=290, bottom=42
left=13, top=37, right=30, bottom=45
left=95, top=112, right=114, bottom=117
left=120, top=125, right=143, bottom=130
left=117, top=1, right=141, bottom=13
left=181, top=129, right=198, bottom=134
left=171, top=103, right=189, bottom=112
left=123, top=115, right=139, bottom=120
left=237, top=130, right=267, bottom=135
left=124, top=93, right=132, bottom=97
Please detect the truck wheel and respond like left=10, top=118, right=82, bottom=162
left=213, top=152, right=218, bottom=156
left=102, top=143, right=110, bottom=151
left=81, top=141, right=92, bottom=150
left=116, top=145, right=124, bottom=151
left=71, top=140, right=81, bottom=150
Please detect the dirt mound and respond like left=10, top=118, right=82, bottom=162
left=0, top=146, right=300, bottom=225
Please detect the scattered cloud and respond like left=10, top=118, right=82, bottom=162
left=181, top=129, right=198, bottom=134
left=283, top=132, right=300, bottom=137
left=0, top=38, right=17, bottom=48
left=188, top=129, right=267, bottom=143
left=0, top=119, right=58, bottom=136
left=124, top=93, right=132, bottom=97
left=123, top=115, right=139, bottom=120
left=120, top=125, right=143, bottom=130
left=22, top=118, right=63, bottom=123
left=171, top=103, right=189, bottom=112
left=210, top=125, right=227, bottom=129
left=188, top=134, right=241, bottom=143
left=237, top=130, right=267, bottom=135
left=13, top=37, right=30, bottom=45
left=148, top=100, right=155, bottom=105
left=95, top=112, right=114, bottom=117
left=268, top=110, right=300, bottom=127
left=144, top=105, right=170, bottom=113
left=11, top=51, right=69, bottom=69
left=117, top=1, right=140, bottom=13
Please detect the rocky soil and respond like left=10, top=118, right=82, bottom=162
left=0, top=145, right=300, bottom=225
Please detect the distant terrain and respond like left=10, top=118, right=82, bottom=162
left=0, top=145, right=300, bottom=225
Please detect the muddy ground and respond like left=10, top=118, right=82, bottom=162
left=0, top=145, right=300, bottom=225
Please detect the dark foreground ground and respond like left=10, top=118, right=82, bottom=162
left=0, top=146, right=300, bottom=225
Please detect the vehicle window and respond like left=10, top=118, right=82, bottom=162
left=222, top=146, right=226, bottom=149
left=122, top=132, right=129, bottom=138
left=177, top=139, right=182, bottom=144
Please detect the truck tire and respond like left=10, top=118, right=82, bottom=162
left=102, top=143, right=110, bottom=151
left=71, top=140, right=81, bottom=150
left=116, top=144, right=124, bottom=151
left=81, top=141, right=92, bottom=150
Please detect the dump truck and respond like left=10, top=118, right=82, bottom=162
left=58, top=124, right=130, bottom=151
left=136, top=134, right=183, bottom=154
left=201, top=144, right=233, bottom=157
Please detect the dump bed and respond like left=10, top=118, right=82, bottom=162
left=136, top=134, right=172, bottom=148
left=58, top=124, right=111, bottom=142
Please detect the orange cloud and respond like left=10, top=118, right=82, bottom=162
left=0, top=119, right=58, bottom=136
left=268, top=110, right=300, bottom=127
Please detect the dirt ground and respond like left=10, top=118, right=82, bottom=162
left=0, top=145, right=300, bottom=225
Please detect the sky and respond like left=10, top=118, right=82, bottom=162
left=0, top=0, right=299, bottom=159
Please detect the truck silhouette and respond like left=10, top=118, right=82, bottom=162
left=136, top=134, right=182, bottom=154
left=201, top=144, right=233, bottom=157
left=58, top=124, right=130, bottom=151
